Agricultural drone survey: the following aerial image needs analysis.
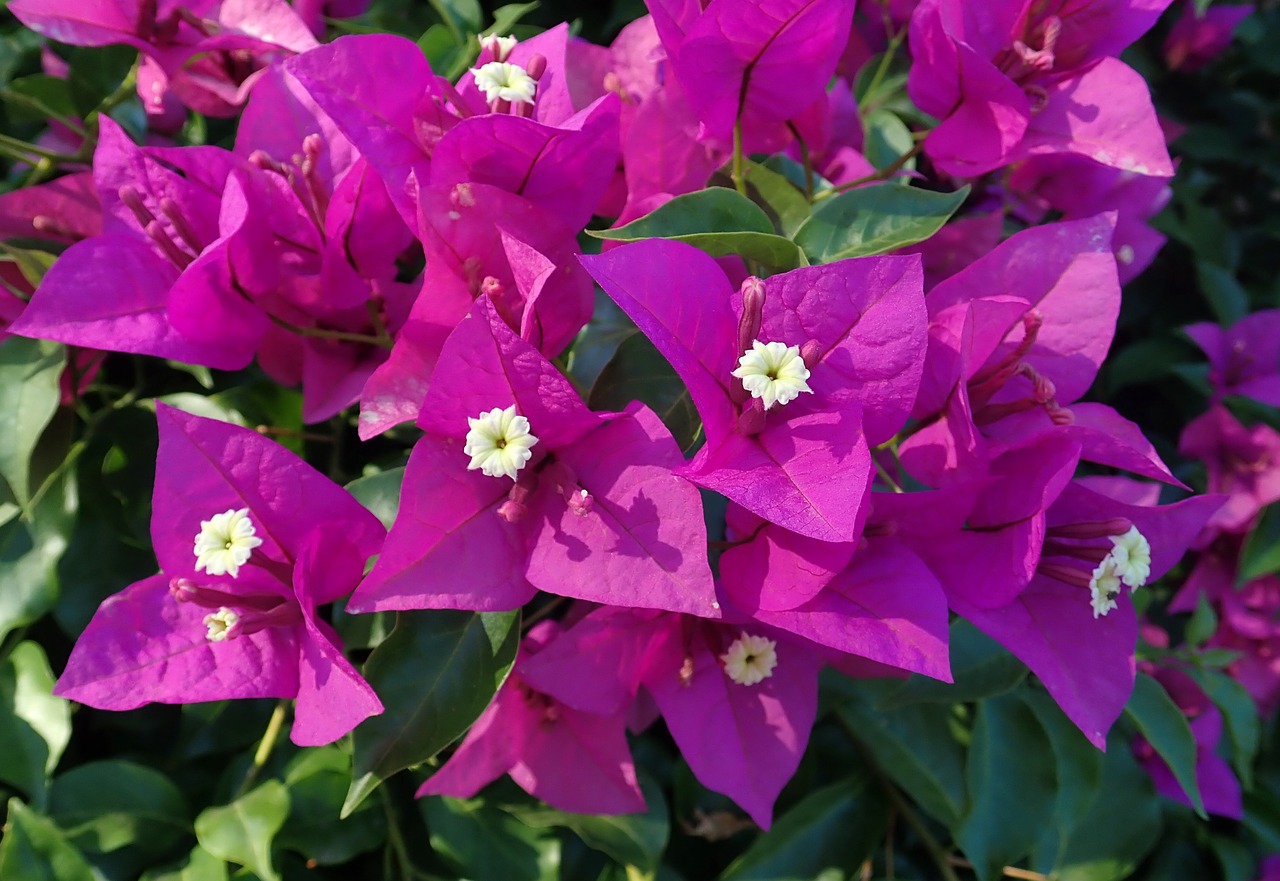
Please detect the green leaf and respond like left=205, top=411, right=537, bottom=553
left=712, top=159, right=813, bottom=237
left=1018, top=691, right=1104, bottom=870
left=345, top=467, right=406, bottom=530
left=48, top=760, right=189, bottom=876
left=836, top=695, right=966, bottom=826
left=511, top=777, right=669, bottom=871
left=718, top=773, right=886, bottom=880
left=427, top=0, right=483, bottom=36
left=0, top=798, right=97, bottom=881
left=591, top=188, right=806, bottom=270
left=1124, top=673, right=1205, bottom=818
left=344, top=609, right=521, bottom=815
left=957, top=694, right=1057, bottom=881
left=194, top=781, right=290, bottom=881
left=862, top=109, right=915, bottom=174
left=0, top=336, right=65, bottom=505
left=418, top=23, right=461, bottom=72
left=486, top=3, right=541, bottom=37
left=0, top=642, right=71, bottom=806
left=0, top=471, right=76, bottom=644
left=1042, top=732, right=1162, bottom=881
left=1184, top=592, right=1218, bottom=646
left=1187, top=667, right=1260, bottom=789
left=0, top=242, right=59, bottom=288
left=794, top=184, right=968, bottom=262
left=878, top=620, right=1026, bottom=708
left=420, top=797, right=554, bottom=881
left=140, top=846, right=230, bottom=881
left=568, top=291, right=637, bottom=392
left=2, top=74, right=77, bottom=125
left=588, top=334, right=701, bottom=452
left=1237, top=503, right=1280, bottom=584
left=278, top=748, right=385, bottom=866
left=66, top=44, right=136, bottom=116
left=1196, top=261, right=1250, bottom=326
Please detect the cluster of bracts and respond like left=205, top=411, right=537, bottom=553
left=0, top=0, right=1266, bottom=829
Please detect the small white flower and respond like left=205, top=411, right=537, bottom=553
left=464, top=406, right=539, bottom=481
left=731, top=340, right=813, bottom=410
left=721, top=633, right=778, bottom=686
left=203, top=608, right=240, bottom=642
left=1089, top=559, right=1123, bottom=619
left=472, top=61, right=537, bottom=105
left=193, top=508, right=263, bottom=578
left=479, top=33, right=518, bottom=61
left=1108, top=526, right=1151, bottom=590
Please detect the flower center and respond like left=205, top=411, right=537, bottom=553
left=203, top=608, right=239, bottom=642
left=193, top=508, right=264, bottom=579
left=1037, top=521, right=1152, bottom=618
left=731, top=340, right=813, bottom=411
left=720, top=633, right=778, bottom=686
left=471, top=61, right=537, bottom=106
left=464, top=405, right=540, bottom=481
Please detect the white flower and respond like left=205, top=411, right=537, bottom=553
left=720, top=633, right=778, bottom=686
left=731, top=340, right=813, bottom=410
left=479, top=34, right=518, bottom=61
left=464, top=406, right=539, bottom=481
left=193, top=508, right=263, bottom=578
left=1089, top=559, right=1123, bottom=619
left=1108, top=526, right=1151, bottom=590
left=203, top=608, right=240, bottom=642
left=472, top=61, right=537, bottom=105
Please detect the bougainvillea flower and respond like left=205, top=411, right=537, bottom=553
left=907, top=0, right=1174, bottom=177
left=0, top=172, right=100, bottom=244
left=948, top=479, right=1222, bottom=746
left=1179, top=404, right=1280, bottom=536
left=350, top=295, right=717, bottom=617
left=646, top=0, right=856, bottom=150
left=520, top=604, right=821, bottom=828
left=287, top=33, right=621, bottom=235
left=54, top=405, right=385, bottom=746
left=419, top=621, right=646, bottom=814
left=1163, top=0, right=1252, bottom=71
left=1184, top=310, right=1280, bottom=408
left=583, top=239, right=925, bottom=541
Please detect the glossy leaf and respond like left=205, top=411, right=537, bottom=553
left=0, top=336, right=64, bottom=506
left=0, top=642, right=70, bottom=806
left=794, top=184, right=969, bottom=262
left=193, top=781, right=290, bottom=881
left=278, top=748, right=386, bottom=866
left=957, top=694, right=1057, bottom=881
left=1124, top=672, right=1205, bottom=817
left=346, top=467, right=406, bottom=531
left=878, top=620, right=1026, bottom=708
left=588, top=333, right=701, bottom=452
left=512, top=776, right=669, bottom=872
left=0, top=798, right=96, bottom=881
left=344, top=609, right=520, bottom=815
left=718, top=773, right=886, bottom=880
left=420, top=796, right=553, bottom=881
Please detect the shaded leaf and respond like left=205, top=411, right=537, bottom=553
left=878, top=620, right=1026, bottom=708
left=194, top=781, right=289, bottom=881
left=278, top=748, right=385, bottom=866
left=1187, top=666, right=1260, bottom=789
left=420, top=796, right=553, bottom=881
left=140, top=846, right=230, bottom=881
left=511, top=776, right=669, bottom=871
left=1237, top=503, right=1280, bottom=584
left=0, top=642, right=71, bottom=806
left=0, top=336, right=64, bottom=505
left=0, top=798, right=96, bottom=881
left=346, top=467, right=406, bottom=531
left=344, top=609, right=520, bottom=815
left=795, top=184, right=968, bottom=262
left=1124, top=673, right=1205, bottom=817
left=588, top=333, right=700, bottom=451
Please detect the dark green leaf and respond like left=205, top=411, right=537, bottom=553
left=568, top=291, right=637, bottom=392
left=836, top=695, right=966, bottom=826
left=1197, top=261, right=1249, bottom=326
left=1019, top=690, right=1103, bottom=870
left=420, top=796, right=552, bottom=881
left=1124, top=673, right=1205, bottom=817
left=345, top=467, right=405, bottom=531
left=1187, top=666, right=1260, bottom=789
left=1184, top=592, right=1218, bottom=647
left=0, top=336, right=65, bottom=505
left=718, top=773, right=886, bottom=880
left=957, top=694, right=1057, bottom=881
left=49, top=760, right=189, bottom=875
left=878, top=620, right=1026, bottom=708
left=139, top=846, right=229, bottom=881
left=0, top=798, right=97, bottom=881
left=0, top=642, right=70, bottom=806
left=344, top=609, right=520, bottom=815
left=0, top=471, right=76, bottom=643
left=2, top=74, right=76, bottom=124
left=588, top=334, right=701, bottom=452
left=66, top=45, right=137, bottom=117
left=712, top=159, right=813, bottom=237
left=278, top=748, right=385, bottom=865
left=1237, top=503, right=1280, bottom=584
left=193, top=781, right=289, bottom=881
left=1041, top=732, right=1162, bottom=881
left=511, top=777, right=669, bottom=871
left=487, top=3, right=541, bottom=37
left=794, top=184, right=968, bottom=262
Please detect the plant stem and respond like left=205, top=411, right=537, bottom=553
left=947, top=857, right=1051, bottom=881
left=236, top=700, right=290, bottom=797
left=265, top=311, right=394, bottom=349
left=732, top=120, right=747, bottom=196
left=0, top=132, right=80, bottom=164
left=817, top=142, right=925, bottom=199
left=380, top=786, right=415, bottom=881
